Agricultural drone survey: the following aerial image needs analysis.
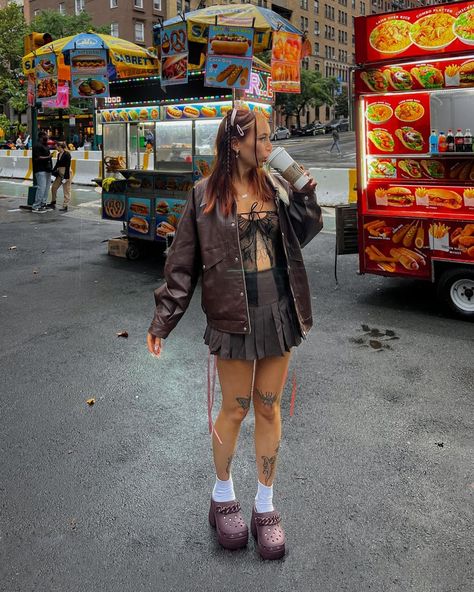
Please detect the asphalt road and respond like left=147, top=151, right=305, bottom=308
left=0, top=187, right=472, bottom=592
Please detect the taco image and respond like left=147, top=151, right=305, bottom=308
left=368, top=129, right=395, bottom=152
left=395, top=127, right=424, bottom=151
left=383, top=66, right=413, bottom=91
left=360, top=69, right=388, bottom=92
left=410, top=64, right=443, bottom=88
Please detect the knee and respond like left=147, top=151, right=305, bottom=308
left=221, top=404, right=249, bottom=424
left=254, top=402, right=281, bottom=423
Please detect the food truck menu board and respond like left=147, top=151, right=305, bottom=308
left=355, top=1, right=474, bottom=64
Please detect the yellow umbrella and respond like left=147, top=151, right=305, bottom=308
left=22, top=33, right=159, bottom=80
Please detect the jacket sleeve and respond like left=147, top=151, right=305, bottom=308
left=148, top=188, right=201, bottom=339
left=279, top=176, right=324, bottom=249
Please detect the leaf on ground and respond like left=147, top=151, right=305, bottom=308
left=385, top=329, right=396, bottom=337
left=361, top=324, right=370, bottom=332
left=369, top=340, right=382, bottom=350
left=369, top=328, right=383, bottom=337
left=117, top=331, right=129, bottom=338
left=86, top=398, right=95, bottom=406
left=435, top=442, right=444, bottom=448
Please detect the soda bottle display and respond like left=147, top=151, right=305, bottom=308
left=429, top=129, right=438, bottom=154
left=446, top=129, right=455, bottom=152
left=438, top=131, right=447, bottom=152
left=464, top=129, right=472, bottom=152
left=455, top=129, right=464, bottom=152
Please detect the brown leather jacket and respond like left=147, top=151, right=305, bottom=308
left=148, top=172, right=323, bottom=339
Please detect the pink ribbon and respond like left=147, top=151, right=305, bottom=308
left=207, top=352, right=222, bottom=444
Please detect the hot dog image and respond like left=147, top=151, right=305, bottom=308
left=201, top=106, right=217, bottom=117
left=162, top=54, right=187, bottom=81
left=216, top=64, right=237, bottom=83
left=415, top=187, right=462, bottom=209
left=183, top=105, right=200, bottom=118
left=167, top=106, right=183, bottom=119
left=129, top=216, right=149, bottom=234
left=210, top=34, right=251, bottom=56
left=156, top=221, right=175, bottom=238
left=129, top=202, right=149, bottom=215
left=227, top=66, right=243, bottom=86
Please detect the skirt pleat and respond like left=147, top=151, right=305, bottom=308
left=204, top=295, right=302, bottom=360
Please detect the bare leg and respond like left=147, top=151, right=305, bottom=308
left=253, top=352, right=291, bottom=486
left=213, top=358, right=255, bottom=480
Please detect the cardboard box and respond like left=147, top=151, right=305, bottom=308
left=108, top=237, right=128, bottom=258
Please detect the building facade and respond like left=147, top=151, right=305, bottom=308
left=27, top=0, right=166, bottom=47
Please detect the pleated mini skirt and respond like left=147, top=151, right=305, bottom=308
left=203, top=268, right=302, bottom=360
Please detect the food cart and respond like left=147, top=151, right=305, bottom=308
left=354, top=0, right=474, bottom=319
left=98, top=60, right=273, bottom=260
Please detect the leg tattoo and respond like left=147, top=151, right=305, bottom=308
left=256, top=388, right=278, bottom=407
left=261, top=455, right=276, bottom=485
left=236, top=395, right=251, bottom=411
left=225, top=455, right=233, bottom=478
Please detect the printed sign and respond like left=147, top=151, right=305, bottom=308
left=71, top=49, right=109, bottom=98
left=271, top=31, right=301, bottom=93
left=27, top=74, right=35, bottom=107
left=35, top=53, right=58, bottom=102
left=164, top=102, right=232, bottom=120
left=127, top=197, right=152, bottom=238
left=205, top=25, right=253, bottom=90
left=42, top=82, right=69, bottom=108
left=155, top=198, right=185, bottom=241
left=356, top=1, right=474, bottom=64
left=367, top=157, right=474, bottom=183
left=357, top=57, right=474, bottom=95
left=161, top=22, right=188, bottom=87
left=102, top=194, right=126, bottom=221
left=101, top=106, right=160, bottom=123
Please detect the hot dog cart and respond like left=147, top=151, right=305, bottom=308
left=98, top=60, right=273, bottom=260
left=354, top=0, right=474, bottom=319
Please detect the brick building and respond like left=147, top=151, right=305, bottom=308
left=27, top=0, right=167, bottom=47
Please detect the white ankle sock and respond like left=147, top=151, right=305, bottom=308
left=255, top=480, right=274, bottom=513
left=212, top=475, right=236, bottom=502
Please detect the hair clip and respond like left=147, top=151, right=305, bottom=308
left=236, top=124, right=244, bottom=137
left=230, top=108, right=237, bottom=127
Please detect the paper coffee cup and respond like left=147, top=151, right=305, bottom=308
left=267, top=147, right=309, bottom=191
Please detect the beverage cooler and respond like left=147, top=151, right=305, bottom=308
left=354, top=1, right=474, bottom=319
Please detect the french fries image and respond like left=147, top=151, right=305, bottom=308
left=429, top=222, right=450, bottom=239
left=445, top=64, right=460, bottom=76
left=402, top=220, right=418, bottom=247
left=415, top=225, right=425, bottom=249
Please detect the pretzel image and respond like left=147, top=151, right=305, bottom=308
left=104, top=199, right=125, bottom=219
left=171, top=29, right=186, bottom=52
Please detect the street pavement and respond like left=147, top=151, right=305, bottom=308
left=277, top=131, right=356, bottom=169
left=0, top=173, right=472, bottom=592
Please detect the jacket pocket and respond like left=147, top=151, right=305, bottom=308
left=201, top=248, right=227, bottom=316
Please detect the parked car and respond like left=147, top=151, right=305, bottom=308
left=271, top=126, right=291, bottom=141
left=293, top=122, right=326, bottom=136
left=325, top=118, right=350, bottom=134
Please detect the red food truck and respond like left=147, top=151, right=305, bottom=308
left=354, top=0, right=474, bottom=319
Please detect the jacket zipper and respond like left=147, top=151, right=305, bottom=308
left=233, top=206, right=251, bottom=335
left=275, top=194, right=307, bottom=338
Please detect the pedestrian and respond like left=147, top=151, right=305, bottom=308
left=15, top=134, right=24, bottom=149
left=32, top=131, right=53, bottom=213
left=83, top=135, right=91, bottom=150
left=146, top=109, right=323, bottom=560
left=329, top=127, right=342, bottom=156
left=72, top=132, right=79, bottom=149
left=50, top=142, right=72, bottom=212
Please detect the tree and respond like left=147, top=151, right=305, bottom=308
left=334, top=86, right=349, bottom=118
left=275, top=70, right=338, bottom=128
left=30, top=10, right=110, bottom=39
left=0, top=4, right=27, bottom=117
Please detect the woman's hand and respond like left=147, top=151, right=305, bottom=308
left=147, top=332, right=163, bottom=358
left=297, top=168, right=317, bottom=193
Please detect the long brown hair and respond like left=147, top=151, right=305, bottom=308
left=204, top=109, right=273, bottom=216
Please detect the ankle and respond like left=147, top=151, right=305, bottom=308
left=212, top=475, right=236, bottom=502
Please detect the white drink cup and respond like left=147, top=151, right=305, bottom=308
left=266, top=146, right=309, bottom=191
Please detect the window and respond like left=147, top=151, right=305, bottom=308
left=34, top=9, right=40, bottom=16
left=134, top=0, right=143, bottom=8
left=135, top=21, right=145, bottom=42
left=177, top=0, right=182, bottom=11
left=58, top=3, right=66, bottom=14
left=110, top=0, right=118, bottom=7
left=184, top=0, right=191, bottom=11
left=315, top=61, right=320, bottom=72
left=153, top=0, right=162, bottom=9
left=314, top=42, right=320, bottom=54
left=314, top=0, right=319, bottom=12
left=360, top=2, right=366, bottom=14
left=314, top=20, right=320, bottom=35
left=300, top=16, right=309, bottom=31
left=300, top=0, right=308, bottom=9
left=110, top=22, right=119, bottom=37
left=75, top=0, right=84, bottom=15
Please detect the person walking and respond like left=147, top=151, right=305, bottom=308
left=329, top=127, right=342, bottom=156
left=146, top=109, right=323, bottom=560
left=32, top=132, right=53, bottom=213
left=50, top=142, right=72, bottom=212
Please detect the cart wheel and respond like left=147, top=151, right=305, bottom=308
left=126, top=243, right=140, bottom=261
left=437, top=267, right=474, bottom=320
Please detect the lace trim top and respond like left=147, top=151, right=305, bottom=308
left=238, top=201, right=284, bottom=273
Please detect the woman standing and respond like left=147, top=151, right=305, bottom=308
left=147, top=109, right=323, bottom=560
left=50, top=142, right=72, bottom=212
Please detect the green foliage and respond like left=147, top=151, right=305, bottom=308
left=29, top=10, right=110, bottom=39
left=0, top=4, right=28, bottom=113
left=276, top=70, right=338, bottom=127
left=334, top=86, right=349, bottom=118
